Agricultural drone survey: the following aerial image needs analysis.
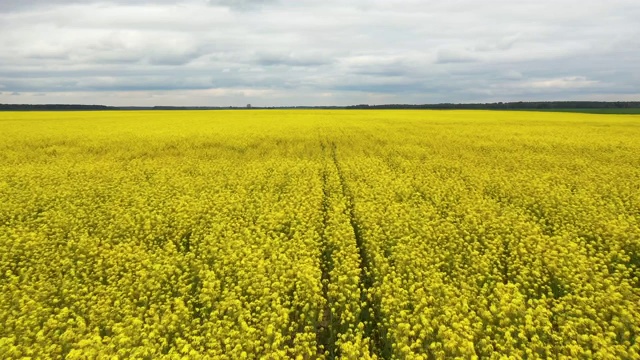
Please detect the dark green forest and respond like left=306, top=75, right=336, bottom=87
left=1, top=101, right=639, bottom=112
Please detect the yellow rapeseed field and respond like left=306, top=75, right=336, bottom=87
left=1, top=110, right=639, bottom=359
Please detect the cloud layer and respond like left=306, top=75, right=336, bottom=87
left=1, top=0, right=638, bottom=106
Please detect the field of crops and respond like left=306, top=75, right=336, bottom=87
left=1, top=110, right=639, bottom=359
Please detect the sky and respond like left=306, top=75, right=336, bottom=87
left=0, top=0, right=638, bottom=106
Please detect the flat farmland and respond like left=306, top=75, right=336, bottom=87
left=1, top=110, right=639, bottom=359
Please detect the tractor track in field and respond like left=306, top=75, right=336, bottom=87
left=317, top=145, right=337, bottom=358
left=329, top=142, right=389, bottom=359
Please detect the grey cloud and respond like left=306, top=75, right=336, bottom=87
left=501, top=70, right=524, bottom=80
left=0, top=76, right=210, bottom=93
left=436, top=49, right=479, bottom=64
left=1, top=0, right=639, bottom=106
left=354, top=69, right=408, bottom=78
left=474, top=34, right=521, bottom=52
left=0, top=0, right=183, bottom=12
left=333, top=82, right=439, bottom=94
left=255, top=52, right=331, bottom=67
left=207, top=0, right=277, bottom=10
left=147, top=49, right=207, bottom=66
left=0, top=0, right=77, bottom=12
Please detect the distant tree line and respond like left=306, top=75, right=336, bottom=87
left=345, top=101, right=640, bottom=110
left=1, top=101, right=639, bottom=111
left=0, top=104, right=112, bottom=111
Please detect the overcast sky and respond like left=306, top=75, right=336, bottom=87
left=0, top=0, right=638, bottom=106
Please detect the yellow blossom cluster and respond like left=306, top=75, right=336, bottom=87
left=0, top=110, right=638, bottom=359
left=336, top=111, right=640, bottom=358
